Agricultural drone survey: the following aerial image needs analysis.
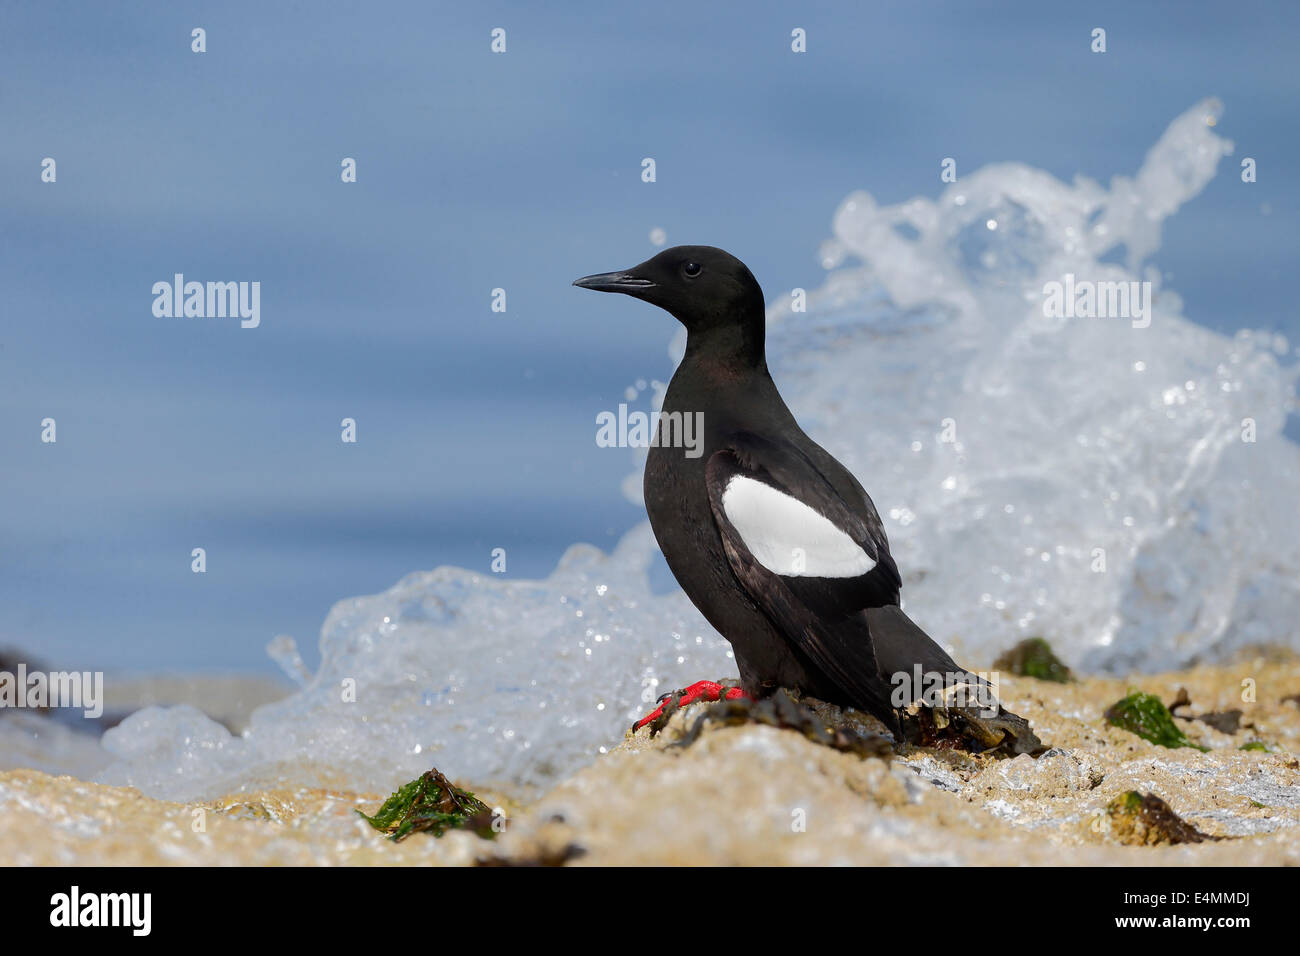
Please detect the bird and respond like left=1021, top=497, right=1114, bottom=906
left=574, top=245, right=992, bottom=740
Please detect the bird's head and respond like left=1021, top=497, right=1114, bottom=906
left=573, top=246, right=767, bottom=356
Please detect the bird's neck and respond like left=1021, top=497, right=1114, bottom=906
left=680, top=316, right=767, bottom=378
left=668, top=323, right=783, bottom=429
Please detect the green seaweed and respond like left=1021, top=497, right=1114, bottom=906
left=1239, top=741, right=1269, bottom=752
left=992, top=637, right=1073, bottom=683
left=1111, top=790, right=1143, bottom=815
left=1104, top=691, right=1207, bottom=750
left=358, top=768, right=497, bottom=842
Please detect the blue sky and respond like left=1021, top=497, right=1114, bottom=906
left=2, top=0, right=1297, bottom=673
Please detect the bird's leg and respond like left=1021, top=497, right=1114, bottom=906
left=631, top=679, right=749, bottom=733
left=893, top=707, right=909, bottom=746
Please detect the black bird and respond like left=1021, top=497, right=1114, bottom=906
left=574, top=245, right=988, bottom=738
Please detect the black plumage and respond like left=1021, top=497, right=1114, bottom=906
left=575, top=245, right=984, bottom=735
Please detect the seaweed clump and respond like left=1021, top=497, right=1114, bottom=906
left=1105, top=791, right=1218, bottom=845
left=358, top=769, right=497, bottom=842
left=992, top=637, right=1073, bottom=683
left=669, top=691, right=894, bottom=760
left=1105, top=691, right=1207, bottom=750
left=902, top=703, right=1045, bottom=757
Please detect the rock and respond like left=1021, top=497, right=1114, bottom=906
left=1104, top=791, right=1216, bottom=846
left=1169, top=687, right=1244, bottom=734
left=3, top=660, right=1300, bottom=864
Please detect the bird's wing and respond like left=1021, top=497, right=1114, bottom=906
left=704, top=432, right=902, bottom=715
left=707, top=431, right=900, bottom=603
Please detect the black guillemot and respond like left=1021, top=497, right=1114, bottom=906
left=575, top=245, right=994, bottom=738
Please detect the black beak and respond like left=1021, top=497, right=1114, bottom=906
left=572, top=270, right=656, bottom=296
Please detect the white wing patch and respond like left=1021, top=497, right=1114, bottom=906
left=720, top=475, right=877, bottom=578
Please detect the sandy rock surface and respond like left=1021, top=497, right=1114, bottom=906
left=3, top=660, right=1298, bottom=865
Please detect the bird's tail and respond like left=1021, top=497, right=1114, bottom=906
left=864, top=604, right=991, bottom=709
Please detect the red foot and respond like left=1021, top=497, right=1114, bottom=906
left=632, top=680, right=748, bottom=731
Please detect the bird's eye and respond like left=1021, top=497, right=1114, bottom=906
left=682, top=261, right=702, bottom=277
